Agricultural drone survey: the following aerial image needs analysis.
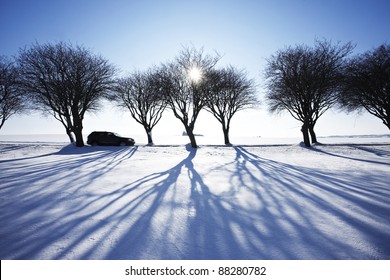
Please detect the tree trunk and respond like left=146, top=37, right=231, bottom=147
left=0, top=117, right=6, bottom=130
left=73, top=118, right=84, bottom=147
left=65, top=127, right=75, bottom=143
left=301, top=123, right=311, bottom=147
left=73, top=128, right=84, bottom=147
left=223, top=129, right=230, bottom=145
left=145, top=128, right=153, bottom=145
left=222, top=123, right=231, bottom=145
left=67, top=132, right=75, bottom=143
left=185, top=125, right=197, bottom=148
left=384, top=115, right=390, bottom=130
left=309, top=124, right=317, bottom=144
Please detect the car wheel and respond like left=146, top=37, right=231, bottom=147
left=119, top=141, right=126, bottom=146
left=91, top=141, right=98, bottom=146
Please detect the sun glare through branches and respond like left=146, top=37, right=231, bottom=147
left=188, top=67, right=202, bottom=83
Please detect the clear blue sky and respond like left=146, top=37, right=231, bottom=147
left=1, top=0, right=389, bottom=140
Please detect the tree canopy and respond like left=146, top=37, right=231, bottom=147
left=265, top=40, right=353, bottom=146
left=0, top=56, right=25, bottom=130
left=339, top=44, right=390, bottom=130
left=18, top=42, right=116, bottom=146
left=113, top=68, right=166, bottom=145
left=158, top=46, right=221, bottom=148
left=205, top=66, right=257, bottom=145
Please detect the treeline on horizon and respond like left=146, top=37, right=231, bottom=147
left=1, top=39, right=389, bottom=147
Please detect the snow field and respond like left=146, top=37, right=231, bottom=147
left=0, top=141, right=389, bottom=259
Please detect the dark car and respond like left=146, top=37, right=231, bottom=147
left=87, top=131, right=135, bottom=146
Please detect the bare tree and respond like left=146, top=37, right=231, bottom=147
left=18, top=42, right=116, bottom=147
left=0, top=56, right=26, bottom=130
left=205, top=66, right=257, bottom=145
left=339, top=44, right=390, bottom=130
left=158, top=46, right=221, bottom=148
left=113, top=68, right=166, bottom=145
left=265, top=40, right=353, bottom=147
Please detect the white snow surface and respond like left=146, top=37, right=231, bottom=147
left=1, top=138, right=389, bottom=260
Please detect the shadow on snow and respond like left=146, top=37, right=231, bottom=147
left=0, top=144, right=389, bottom=259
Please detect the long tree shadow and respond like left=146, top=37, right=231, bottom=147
left=310, top=144, right=390, bottom=166
left=103, top=146, right=390, bottom=259
left=103, top=145, right=260, bottom=259
left=1, top=144, right=389, bottom=259
left=0, top=145, right=138, bottom=259
left=102, top=145, right=198, bottom=259
left=345, top=143, right=390, bottom=158
left=228, top=146, right=390, bottom=259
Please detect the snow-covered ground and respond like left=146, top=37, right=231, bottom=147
left=0, top=135, right=389, bottom=259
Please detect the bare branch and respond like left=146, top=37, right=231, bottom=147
left=339, top=44, right=390, bottom=129
left=205, top=65, right=257, bottom=144
left=0, top=56, right=26, bottom=130
left=156, top=46, right=222, bottom=148
left=17, top=42, right=116, bottom=146
left=264, top=39, right=353, bottom=146
left=113, top=67, right=166, bottom=144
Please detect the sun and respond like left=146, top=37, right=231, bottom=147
left=188, top=67, right=202, bottom=83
